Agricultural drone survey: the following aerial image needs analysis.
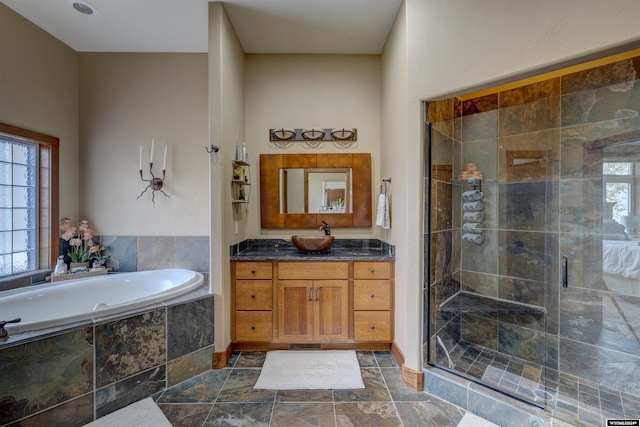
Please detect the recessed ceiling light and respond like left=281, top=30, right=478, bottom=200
left=68, top=0, right=97, bottom=16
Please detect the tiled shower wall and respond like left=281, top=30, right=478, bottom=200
left=427, top=53, right=640, bottom=407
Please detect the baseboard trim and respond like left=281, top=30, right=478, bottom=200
left=401, top=364, right=424, bottom=391
left=391, top=341, right=424, bottom=392
left=212, top=342, right=233, bottom=369
left=231, top=342, right=392, bottom=352
left=390, top=341, right=404, bottom=366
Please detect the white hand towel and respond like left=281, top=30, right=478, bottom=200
left=463, top=211, right=484, bottom=222
left=463, top=222, right=483, bottom=233
left=463, top=233, right=484, bottom=245
left=462, top=190, right=484, bottom=201
left=463, top=201, right=484, bottom=212
left=376, top=193, right=390, bottom=229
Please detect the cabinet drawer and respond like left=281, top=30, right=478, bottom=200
left=235, top=311, right=273, bottom=341
left=354, top=262, right=391, bottom=279
left=354, top=311, right=391, bottom=342
left=278, top=262, right=348, bottom=279
left=236, top=280, right=273, bottom=311
left=354, top=280, right=391, bottom=310
left=235, top=262, right=272, bottom=279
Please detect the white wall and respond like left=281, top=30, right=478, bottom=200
left=380, top=1, right=413, bottom=369
left=0, top=4, right=79, bottom=220
left=390, top=0, right=640, bottom=373
left=408, top=0, right=640, bottom=100
left=244, top=54, right=382, bottom=238
left=78, top=53, right=209, bottom=236
left=209, top=2, right=246, bottom=351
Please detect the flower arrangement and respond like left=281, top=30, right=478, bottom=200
left=59, top=217, right=102, bottom=265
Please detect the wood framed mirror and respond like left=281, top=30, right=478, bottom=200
left=260, top=153, right=372, bottom=228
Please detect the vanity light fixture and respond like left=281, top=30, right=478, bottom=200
left=137, top=139, right=170, bottom=205
left=68, top=0, right=98, bottom=15
left=269, top=127, right=357, bottom=148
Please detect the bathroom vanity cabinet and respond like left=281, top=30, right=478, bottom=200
left=230, top=258, right=394, bottom=350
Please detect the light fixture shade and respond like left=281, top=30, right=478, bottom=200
left=331, top=128, right=356, bottom=141
left=270, top=128, right=296, bottom=141
left=301, top=128, right=325, bottom=140
left=619, top=215, right=640, bottom=228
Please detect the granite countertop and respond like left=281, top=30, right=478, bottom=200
left=230, top=238, right=395, bottom=261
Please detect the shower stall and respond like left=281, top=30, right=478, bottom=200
left=424, top=50, right=640, bottom=425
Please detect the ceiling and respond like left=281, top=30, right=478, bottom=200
left=1, top=0, right=402, bottom=54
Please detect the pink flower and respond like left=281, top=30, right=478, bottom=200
left=60, top=227, right=76, bottom=241
left=60, top=218, right=101, bottom=264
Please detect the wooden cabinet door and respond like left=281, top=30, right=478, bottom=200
left=314, top=280, right=349, bottom=342
left=278, top=280, right=314, bottom=342
left=278, top=280, right=348, bottom=342
left=235, top=280, right=273, bottom=311
left=354, top=311, right=391, bottom=342
left=235, top=311, right=273, bottom=342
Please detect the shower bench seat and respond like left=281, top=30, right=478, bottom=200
left=439, top=291, right=545, bottom=322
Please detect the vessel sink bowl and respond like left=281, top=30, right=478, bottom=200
left=292, top=235, right=335, bottom=252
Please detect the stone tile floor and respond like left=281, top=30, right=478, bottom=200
left=153, top=350, right=469, bottom=426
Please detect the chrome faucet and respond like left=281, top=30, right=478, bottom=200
left=319, top=221, right=331, bottom=236
left=0, top=318, right=21, bottom=338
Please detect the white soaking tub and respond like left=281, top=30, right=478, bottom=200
left=0, top=269, right=204, bottom=334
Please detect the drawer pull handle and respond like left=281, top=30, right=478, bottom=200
left=315, top=287, right=319, bottom=301
left=251, top=325, right=256, bottom=330
left=251, top=269, right=256, bottom=274
left=370, top=268, right=375, bottom=273
left=251, top=293, right=256, bottom=298
left=308, top=287, right=312, bottom=301
left=370, top=293, right=375, bottom=298
left=370, top=325, right=375, bottom=330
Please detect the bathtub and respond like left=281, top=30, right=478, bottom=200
left=0, top=269, right=204, bottom=335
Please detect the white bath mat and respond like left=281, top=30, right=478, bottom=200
left=84, top=397, right=171, bottom=427
left=457, top=412, right=500, bottom=427
left=254, top=350, right=365, bottom=390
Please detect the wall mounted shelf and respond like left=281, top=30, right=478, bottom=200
left=232, top=160, right=251, bottom=213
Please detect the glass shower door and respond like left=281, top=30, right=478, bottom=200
left=426, top=92, right=554, bottom=408
left=555, top=61, right=640, bottom=423
left=425, top=51, right=640, bottom=424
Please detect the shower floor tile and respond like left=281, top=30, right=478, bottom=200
left=441, top=341, right=636, bottom=425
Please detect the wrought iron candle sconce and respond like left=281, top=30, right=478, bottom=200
left=137, top=140, right=170, bottom=205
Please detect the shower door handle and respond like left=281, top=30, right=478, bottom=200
left=562, top=256, right=568, bottom=288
